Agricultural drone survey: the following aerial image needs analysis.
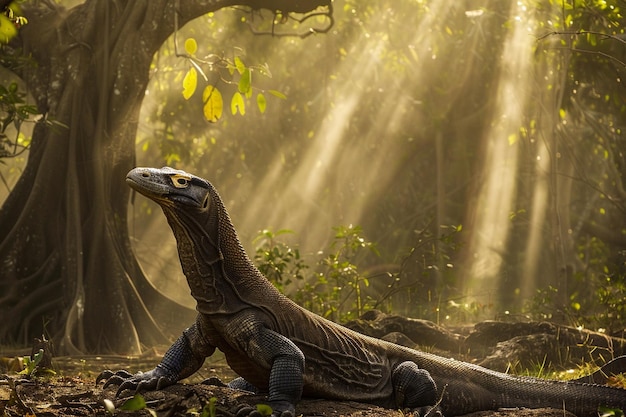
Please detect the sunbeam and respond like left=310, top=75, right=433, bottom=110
left=462, top=0, right=537, bottom=304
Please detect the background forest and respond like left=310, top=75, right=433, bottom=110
left=1, top=0, right=625, bottom=354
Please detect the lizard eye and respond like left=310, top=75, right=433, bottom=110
left=171, top=174, right=191, bottom=188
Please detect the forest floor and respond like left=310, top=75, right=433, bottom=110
left=2, top=313, right=625, bottom=417
left=0, top=355, right=575, bottom=417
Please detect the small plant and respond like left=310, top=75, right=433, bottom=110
left=200, top=397, right=218, bottom=417
left=314, top=224, right=379, bottom=321
left=18, top=348, right=43, bottom=377
left=17, top=349, right=55, bottom=378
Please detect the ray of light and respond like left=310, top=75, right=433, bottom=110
left=462, top=0, right=536, bottom=302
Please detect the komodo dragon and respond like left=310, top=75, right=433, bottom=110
left=98, top=166, right=626, bottom=417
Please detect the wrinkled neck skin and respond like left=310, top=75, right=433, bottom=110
left=160, top=186, right=252, bottom=315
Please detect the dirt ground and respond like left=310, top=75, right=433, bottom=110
left=0, top=353, right=578, bottom=417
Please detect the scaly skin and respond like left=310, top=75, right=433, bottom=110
left=98, top=167, right=626, bottom=417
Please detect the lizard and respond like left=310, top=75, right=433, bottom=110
left=98, top=166, right=626, bottom=417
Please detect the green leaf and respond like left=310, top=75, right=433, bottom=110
left=598, top=406, right=624, bottom=417
left=234, top=56, right=246, bottom=74
left=203, top=86, right=223, bottom=123
left=184, top=38, right=197, bottom=55
left=268, top=90, right=287, bottom=100
left=257, top=93, right=267, bottom=114
left=231, top=92, right=245, bottom=115
left=182, top=67, right=197, bottom=100
left=238, top=68, right=252, bottom=97
left=120, top=394, right=147, bottom=411
left=31, top=349, right=44, bottom=366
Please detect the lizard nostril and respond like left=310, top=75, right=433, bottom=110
left=141, top=171, right=150, bottom=178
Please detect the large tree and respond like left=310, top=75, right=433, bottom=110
left=0, top=0, right=330, bottom=354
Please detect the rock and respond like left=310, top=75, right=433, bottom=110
left=345, top=310, right=464, bottom=352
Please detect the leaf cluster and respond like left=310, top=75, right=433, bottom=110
left=178, top=37, right=285, bottom=123
left=0, top=82, right=35, bottom=161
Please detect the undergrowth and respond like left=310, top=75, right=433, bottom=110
left=254, top=224, right=626, bottom=332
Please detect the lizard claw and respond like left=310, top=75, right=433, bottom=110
left=96, top=369, right=134, bottom=388
left=96, top=369, right=133, bottom=387
left=96, top=367, right=176, bottom=396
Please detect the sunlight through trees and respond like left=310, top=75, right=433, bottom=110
left=1, top=0, right=625, bottom=353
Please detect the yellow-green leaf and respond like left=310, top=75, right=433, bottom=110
left=234, top=56, right=246, bottom=74
left=231, top=92, right=245, bottom=115
left=182, top=67, right=197, bottom=100
left=238, top=68, right=251, bottom=97
left=0, top=15, right=17, bottom=43
left=268, top=89, right=287, bottom=100
left=203, top=85, right=223, bottom=123
left=257, top=93, right=267, bottom=114
left=120, top=394, right=147, bottom=411
left=184, top=38, right=197, bottom=55
left=507, top=133, right=517, bottom=145
left=256, top=404, right=273, bottom=416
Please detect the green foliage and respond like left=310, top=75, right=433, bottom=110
left=313, top=225, right=379, bottom=321
left=17, top=349, right=55, bottom=378
left=254, top=225, right=380, bottom=322
left=253, top=228, right=308, bottom=293
left=0, top=82, right=36, bottom=161
left=17, top=348, right=42, bottom=377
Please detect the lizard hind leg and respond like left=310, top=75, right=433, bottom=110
left=392, top=361, right=439, bottom=411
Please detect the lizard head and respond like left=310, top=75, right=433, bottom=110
left=126, top=166, right=211, bottom=211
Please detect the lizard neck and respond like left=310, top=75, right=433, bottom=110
left=161, top=184, right=269, bottom=315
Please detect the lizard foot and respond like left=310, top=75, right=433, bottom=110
left=96, top=367, right=177, bottom=396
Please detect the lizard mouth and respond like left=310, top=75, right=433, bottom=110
left=126, top=175, right=171, bottom=201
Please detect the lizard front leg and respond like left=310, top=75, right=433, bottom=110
left=97, top=316, right=216, bottom=395
left=251, top=327, right=304, bottom=417
left=226, top=313, right=305, bottom=417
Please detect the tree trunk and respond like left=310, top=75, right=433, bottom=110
left=0, top=0, right=328, bottom=354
